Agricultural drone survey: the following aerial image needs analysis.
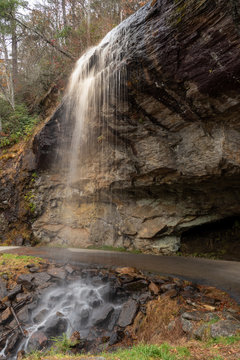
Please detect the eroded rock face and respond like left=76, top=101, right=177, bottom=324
left=30, top=0, right=240, bottom=252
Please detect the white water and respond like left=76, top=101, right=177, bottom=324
left=5, top=280, right=123, bottom=359
left=56, top=22, right=129, bottom=246
left=64, top=24, right=128, bottom=188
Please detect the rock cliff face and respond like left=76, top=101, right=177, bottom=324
left=16, top=0, right=240, bottom=253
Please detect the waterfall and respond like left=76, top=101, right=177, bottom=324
left=52, top=20, right=130, bottom=247
left=63, top=24, right=128, bottom=190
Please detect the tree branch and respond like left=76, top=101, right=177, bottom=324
left=12, top=15, right=75, bottom=61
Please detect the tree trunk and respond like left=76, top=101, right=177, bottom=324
left=87, top=0, right=91, bottom=46
left=11, top=17, right=18, bottom=88
left=61, top=0, right=67, bottom=27
left=0, top=34, right=15, bottom=109
left=70, top=0, right=77, bottom=29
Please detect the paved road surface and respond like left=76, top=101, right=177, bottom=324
left=1, top=246, right=240, bottom=303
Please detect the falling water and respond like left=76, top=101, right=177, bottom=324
left=64, top=25, right=128, bottom=189
left=53, top=21, right=130, bottom=247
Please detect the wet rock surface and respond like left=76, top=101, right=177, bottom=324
left=0, top=262, right=240, bottom=359
left=0, top=0, right=239, bottom=256
left=29, top=0, right=240, bottom=255
left=118, top=299, right=138, bottom=327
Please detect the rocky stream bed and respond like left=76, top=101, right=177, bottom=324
left=0, top=258, right=240, bottom=359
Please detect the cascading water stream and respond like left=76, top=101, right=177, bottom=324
left=54, top=22, right=129, bottom=246
left=3, top=275, right=127, bottom=360
left=0, top=20, right=131, bottom=360
left=64, top=25, right=128, bottom=189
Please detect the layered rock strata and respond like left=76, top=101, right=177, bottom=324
left=2, top=0, right=240, bottom=253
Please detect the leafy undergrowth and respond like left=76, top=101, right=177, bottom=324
left=23, top=338, right=240, bottom=360
left=0, top=253, right=47, bottom=284
left=0, top=102, right=40, bottom=149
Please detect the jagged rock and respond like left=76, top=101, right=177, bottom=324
left=108, top=308, right=121, bottom=331
left=29, top=266, right=40, bottom=273
left=27, top=331, right=48, bottom=351
left=115, top=267, right=139, bottom=276
left=193, top=324, right=209, bottom=340
left=0, top=307, right=12, bottom=325
left=160, top=283, right=177, bottom=292
left=210, top=320, right=240, bottom=338
left=98, top=284, right=117, bottom=302
left=93, top=304, right=114, bottom=327
left=17, top=274, right=34, bottom=290
left=161, top=289, right=178, bottom=298
left=47, top=267, right=66, bottom=280
left=181, top=311, right=219, bottom=322
left=123, top=280, right=149, bottom=292
left=33, top=272, right=51, bottom=286
left=181, top=318, right=193, bottom=334
left=16, top=306, right=30, bottom=324
left=65, top=265, right=74, bottom=274
left=8, top=285, right=22, bottom=301
left=149, top=282, right=160, bottom=295
left=26, top=264, right=36, bottom=268
left=138, top=292, right=152, bottom=304
left=33, top=308, right=48, bottom=323
left=118, top=299, right=138, bottom=327
left=109, top=329, right=124, bottom=346
left=0, top=279, right=7, bottom=300
left=16, top=293, right=31, bottom=303
left=44, top=316, right=68, bottom=337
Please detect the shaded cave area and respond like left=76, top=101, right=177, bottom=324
left=179, top=216, right=240, bottom=261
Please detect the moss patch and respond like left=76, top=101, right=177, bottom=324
left=0, top=253, right=46, bottom=283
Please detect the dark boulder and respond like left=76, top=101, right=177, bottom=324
left=8, top=285, right=22, bottom=301
left=33, top=308, right=48, bottom=324
left=93, top=304, right=114, bottom=327
left=210, top=320, right=240, bottom=338
left=109, top=329, right=124, bottom=346
left=123, top=280, right=149, bottom=292
left=0, top=279, right=7, bottom=300
left=118, top=299, right=138, bottom=328
left=27, top=331, right=48, bottom=351
left=33, top=272, right=51, bottom=286
left=47, top=267, right=66, bottom=280
left=44, top=316, right=68, bottom=337
left=17, top=274, right=35, bottom=290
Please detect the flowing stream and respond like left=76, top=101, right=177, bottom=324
left=2, top=275, right=127, bottom=360
left=15, top=281, right=123, bottom=358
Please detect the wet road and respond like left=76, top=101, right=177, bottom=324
left=1, top=246, right=240, bottom=303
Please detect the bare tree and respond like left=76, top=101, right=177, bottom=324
left=0, top=34, right=15, bottom=109
left=62, top=0, right=67, bottom=27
